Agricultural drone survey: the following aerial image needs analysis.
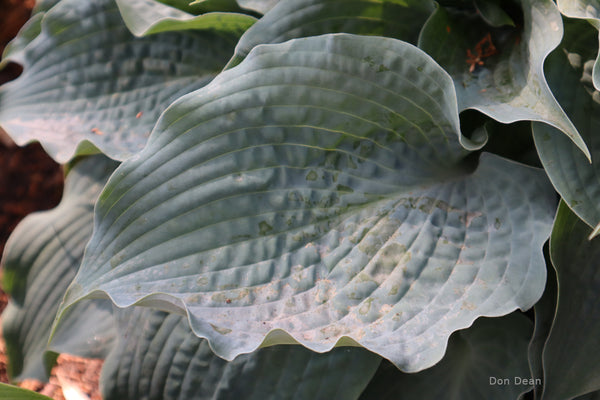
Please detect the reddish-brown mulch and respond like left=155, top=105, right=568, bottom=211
left=0, top=1, right=104, bottom=398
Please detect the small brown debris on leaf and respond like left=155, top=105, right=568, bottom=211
left=466, top=33, right=497, bottom=73
left=136, top=111, right=143, bottom=119
left=91, top=128, right=104, bottom=135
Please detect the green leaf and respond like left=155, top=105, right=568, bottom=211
left=543, top=201, right=600, bottom=399
left=157, top=0, right=249, bottom=14
left=1, top=155, right=118, bottom=381
left=0, top=0, right=239, bottom=163
left=474, top=0, right=516, bottom=27
left=227, top=0, right=435, bottom=69
left=233, top=0, right=280, bottom=14
left=577, top=392, right=600, bottom=400
left=0, top=383, right=52, bottom=400
left=557, top=0, right=600, bottom=91
left=528, top=247, right=556, bottom=400
left=360, top=312, right=534, bottom=400
left=101, top=307, right=380, bottom=400
left=188, top=0, right=280, bottom=15
left=189, top=0, right=279, bottom=15
left=532, top=19, right=600, bottom=235
left=478, top=120, right=541, bottom=167
left=115, top=0, right=255, bottom=37
left=55, top=34, right=556, bottom=372
left=418, top=0, right=590, bottom=159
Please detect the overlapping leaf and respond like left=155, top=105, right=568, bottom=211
left=0, top=0, right=240, bottom=163
left=474, top=0, right=516, bottom=27
left=1, top=155, right=118, bottom=381
left=101, top=307, right=380, bottom=400
left=55, top=34, right=555, bottom=372
left=227, top=0, right=435, bottom=68
left=527, top=249, right=556, bottom=400
left=231, top=0, right=279, bottom=14
left=532, top=19, right=600, bottom=236
left=557, top=0, right=600, bottom=92
left=0, top=383, right=52, bottom=400
left=542, top=202, right=600, bottom=399
left=157, top=0, right=249, bottom=14
left=115, top=0, right=255, bottom=37
left=360, top=313, right=534, bottom=400
left=418, top=0, right=590, bottom=159
left=161, top=0, right=278, bottom=15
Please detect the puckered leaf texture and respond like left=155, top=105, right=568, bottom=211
left=54, top=34, right=555, bottom=372
left=0, top=0, right=241, bottom=163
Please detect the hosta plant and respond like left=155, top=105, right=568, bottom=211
left=1, top=0, right=600, bottom=399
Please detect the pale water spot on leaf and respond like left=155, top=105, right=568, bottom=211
left=359, top=297, right=374, bottom=315
left=210, top=323, right=232, bottom=335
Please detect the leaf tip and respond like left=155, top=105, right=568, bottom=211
left=588, top=222, right=600, bottom=240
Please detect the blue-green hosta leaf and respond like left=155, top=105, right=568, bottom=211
left=557, top=0, right=600, bottom=92
left=115, top=0, right=255, bottom=37
left=418, top=0, right=590, bottom=159
left=360, top=312, right=534, bottom=400
left=227, top=0, right=435, bottom=68
left=1, top=155, right=118, bottom=381
left=101, top=307, right=380, bottom=400
left=33, top=0, right=62, bottom=13
left=0, top=0, right=239, bottom=163
left=542, top=202, right=600, bottom=399
left=532, top=19, right=600, bottom=236
left=1, top=0, right=61, bottom=62
left=0, top=383, right=52, bottom=400
left=55, top=34, right=556, bottom=372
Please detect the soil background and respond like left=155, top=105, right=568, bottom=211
left=0, top=1, right=103, bottom=398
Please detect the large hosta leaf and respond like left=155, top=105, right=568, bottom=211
left=227, top=0, right=435, bottom=68
left=0, top=0, right=240, bottom=163
left=557, top=0, right=600, bottom=92
left=56, top=34, right=555, bottom=372
left=1, top=155, right=118, bottom=381
left=541, top=202, right=600, bottom=399
left=101, top=307, right=380, bottom=400
left=360, top=312, right=534, bottom=400
left=418, top=0, right=590, bottom=159
left=533, top=19, right=600, bottom=236
left=115, top=0, right=255, bottom=37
